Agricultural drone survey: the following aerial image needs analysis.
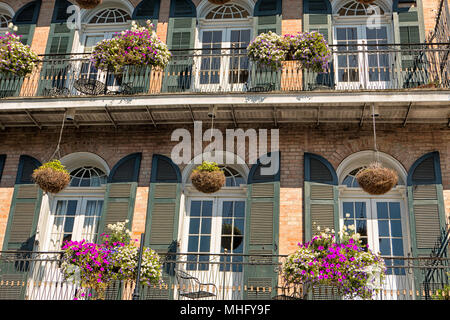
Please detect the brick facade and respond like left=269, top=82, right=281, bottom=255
left=0, top=124, right=448, bottom=253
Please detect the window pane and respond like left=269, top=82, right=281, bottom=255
left=202, top=201, right=213, bottom=216
left=190, top=201, right=201, bottom=216
left=377, top=202, right=389, bottom=219
left=389, top=202, right=401, bottom=219
left=189, top=218, right=200, bottom=234
left=201, top=217, right=211, bottom=234
left=392, top=239, right=404, bottom=256
left=391, top=220, right=403, bottom=237
left=378, top=220, right=390, bottom=237
left=355, top=202, right=366, bottom=218
left=223, top=201, right=233, bottom=217
left=188, top=236, right=199, bottom=252
left=199, top=236, right=211, bottom=252
left=66, top=200, right=78, bottom=216
left=379, top=238, right=391, bottom=256
left=343, top=202, right=354, bottom=218
left=234, top=201, right=245, bottom=217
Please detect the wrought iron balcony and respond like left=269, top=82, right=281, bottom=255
left=0, top=43, right=448, bottom=99
left=0, top=251, right=448, bottom=300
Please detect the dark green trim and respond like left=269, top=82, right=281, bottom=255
left=108, top=153, right=142, bottom=183
left=169, top=0, right=196, bottom=18
left=254, top=0, right=282, bottom=16
left=304, top=152, right=338, bottom=185
left=0, top=155, right=6, bottom=183
left=150, top=154, right=182, bottom=184
left=407, top=151, right=442, bottom=186
left=133, top=0, right=161, bottom=20
left=13, top=0, right=41, bottom=25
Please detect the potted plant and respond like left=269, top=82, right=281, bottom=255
left=355, top=162, right=398, bottom=195
left=75, top=0, right=102, bottom=9
left=61, top=221, right=163, bottom=300
left=190, top=161, right=226, bottom=193
left=283, top=225, right=386, bottom=300
left=91, top=20, right=171, bottom=74
left=31, top=159, right=71, bottom=194
left=0, top=24, right=39, bottom=77
left=247, top=31, right=331, bottom=72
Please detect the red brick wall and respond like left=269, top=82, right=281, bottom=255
left=0, top=123, right=448, bottom=253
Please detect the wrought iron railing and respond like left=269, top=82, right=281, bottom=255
left=0, top=251, right=449, bottom=300
left=0, top=43, right=448, bottom=99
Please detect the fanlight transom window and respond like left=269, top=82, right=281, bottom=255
left=89, top=8, right=131, bottom=24
left=338, top=0, right=385, bottom=16
left=219, top=166, right=246, bottom=187
left=0, top=13, right=12, bottom=28
left=206, top=4, right=250, bottom=19
left=70, top=166, right=108, bottom=187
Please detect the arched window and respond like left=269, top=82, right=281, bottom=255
left=89, top=8, right=131, bottom=24
left=220, top=166, right=246, bottom=186
left=13, top=0, right=41, bottom=25
left=69, top=166, right=108, bottom=187
left=0, top=13, right=12, bottom=28
left=205, top=4, right=250, bottom=19
left=338, top=0, right=384, bottom=16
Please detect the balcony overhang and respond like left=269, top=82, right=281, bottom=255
left=0, top=90, right=449, bottom=129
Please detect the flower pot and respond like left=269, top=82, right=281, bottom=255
left=75, top=0, right=102, bottom=9
left=32, top=167, right=71, bottom=194
left=355, top=163, right=398, bottom=195
left=190, top=170, right=225, bottom=194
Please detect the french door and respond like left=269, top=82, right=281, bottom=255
left=196, top=28, right=251, bottom=91
left=179, top=198, right=246, bottom=299
left=340, top=198, right=411, bottom=300
left=334, top=26, right=391, bottom=90
left=79, top=34, right=120, bottom=92
left=27, top=197, right=104, bottom=300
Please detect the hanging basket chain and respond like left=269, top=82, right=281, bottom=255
left=371, top=104, right=380, bottom=163
left=49, top=112, right=66, bottom=162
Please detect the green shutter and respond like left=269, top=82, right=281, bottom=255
left=1, top=156, right=43, bottom=299
left=393, top=1, right=426, bottom=88
left=97, top=183, right=137, bottom=238
left=248, top=15, right=282, bottom=92
left=144, top=182, right=181, bottom=300
left=37, top=23, right=75, bottom=96
left=303, top=0, right=333, bottom=90
left=243, top=181, right=280, bottom=300
left=162, top=17, right=196, bottom=92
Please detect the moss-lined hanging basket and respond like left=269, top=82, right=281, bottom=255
left=190, top=161, right=225, bottom=194
left=32, top=160, right=71, bottom=194
left=208, top=0, right=231, bottom=4
left=355, top=162, right=398, bottom=195
left=75, top=0, right=102, bottom=9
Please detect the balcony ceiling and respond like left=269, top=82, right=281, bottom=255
left=0, top=90, right=449, bottom=129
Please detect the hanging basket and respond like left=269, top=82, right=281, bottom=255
left=355, top=162, right=398, bottom=195
left=75, top=0, right=102, bottom=9
left=208, top=0, right=231, bottom=4
left=190, top=166, right=226, bottom=194
left=32, top=160, right=71, bottom=194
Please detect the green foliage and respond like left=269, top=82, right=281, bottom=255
left=35, top=159, right=69, bottom=174
left=194, top=161, right=222, bottom=173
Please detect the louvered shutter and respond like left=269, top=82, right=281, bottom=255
left=406, top=152, right=446, bottom=296
left=95, top=153, right=141, bottom=300
left=143, top=155, right=181, bottom=300
left=393, top=0, right=426, bottom=88
left=244, top=153, right=280, bottom=300
left=248, top=15, right=282, bottom=92
left=407, top=152, right=446, bottom=257
left=303, top=153, right=340, bottom=300
left=37, top=23, right=75, bottom=96
left=162, top=18, right=195, bottom=93
left=97, top=153, right=142, bottom=237
left=303, top=0, right=334, bottom=90
left=1, top=156, right=43, bottom=299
